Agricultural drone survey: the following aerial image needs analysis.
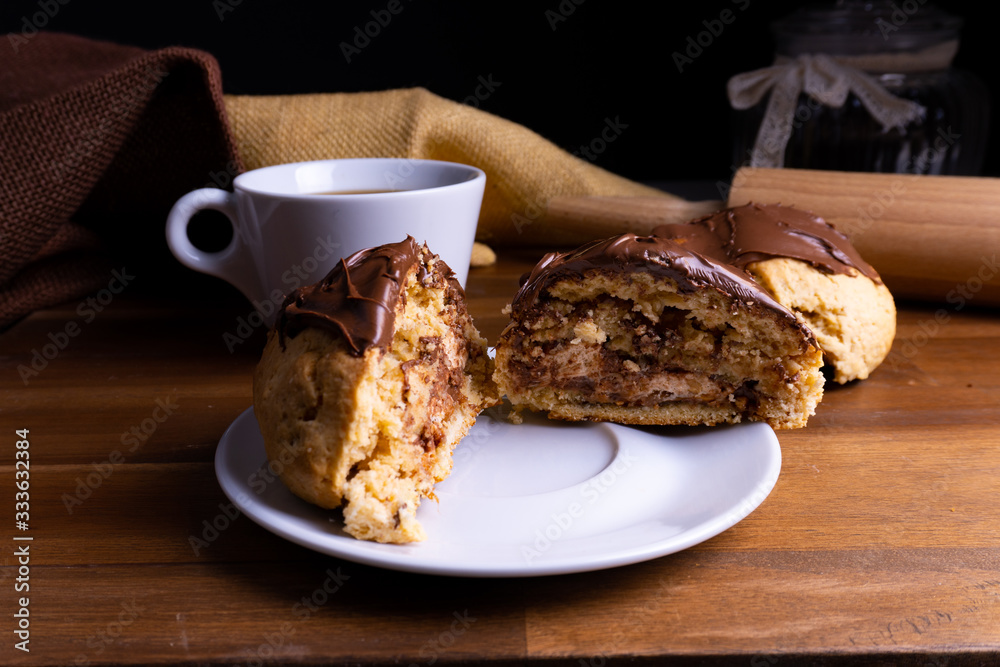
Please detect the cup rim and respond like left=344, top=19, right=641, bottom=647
left=232, top=157, right=486, bottom=199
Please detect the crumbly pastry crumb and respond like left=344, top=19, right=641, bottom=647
left=653, top=202, right=896, bottom=383
left=470, top=241, right=497, bottom=267
left=745, top=257, right=896, bottom=383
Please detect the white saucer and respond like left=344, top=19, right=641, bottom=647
left=215, top=406, right=780, bottom=577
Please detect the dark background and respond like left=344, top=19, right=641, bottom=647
left=3, top=0, right=998, bottom=189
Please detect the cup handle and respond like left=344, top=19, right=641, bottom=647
left=165, top=188, right=260, bottom=303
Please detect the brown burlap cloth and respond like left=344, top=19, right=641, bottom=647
left=1, top=32, right=671, bottom=329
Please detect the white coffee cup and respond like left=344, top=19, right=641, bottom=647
left=166, top=158, right=486, bottom=325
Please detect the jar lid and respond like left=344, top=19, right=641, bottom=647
left=773, top=1, right=961, bottom=56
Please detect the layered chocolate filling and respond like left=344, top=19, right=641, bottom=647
left=501, top=290, right=796, bottom=415
left=495, top=233, right=823, bottom=425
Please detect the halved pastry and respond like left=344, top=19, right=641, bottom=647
left=492, top=233, right=824, bottom=429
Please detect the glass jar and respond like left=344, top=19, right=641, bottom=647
left=730, top=1, right=990, bottom=175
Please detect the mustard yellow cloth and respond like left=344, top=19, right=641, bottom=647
left=224, top=88, right=672, bottom=245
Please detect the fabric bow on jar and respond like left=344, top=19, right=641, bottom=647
left=725, top=2, right=987, bottom=176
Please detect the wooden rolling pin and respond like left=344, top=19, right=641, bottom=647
left=544, top=167, right=1000, bottom=307
left=542, top=196, right=723, bottom=241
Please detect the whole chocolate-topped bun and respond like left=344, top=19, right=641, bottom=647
left=253, top=237, right=499, bottom=543
left=654, top=203, right=896, bottom=383
left=492, top=233, right=825, bottom=429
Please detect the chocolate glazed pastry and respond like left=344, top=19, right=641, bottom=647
left=654, top=203, right=896, bottom=383
left=493, top=233, right=825, bottom=429
left=254, top=237, right=499, bottom=543
left=277, top=238, right=429, bottom=353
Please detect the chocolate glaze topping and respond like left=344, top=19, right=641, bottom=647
left=653, top=203, right=881, bottom=283
left=277, top=236, right=441, bottom=356
left=510, top=233, right=805, bottom=331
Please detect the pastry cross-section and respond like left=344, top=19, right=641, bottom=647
left=654, top=203, right=896, bottom=383
left=492, top=233, right=825, bottom=429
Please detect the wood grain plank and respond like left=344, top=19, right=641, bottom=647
left=524, top=548, right=1000, bottom=658
left=1, top=420, right=996, bottom=571
left=0, top=562, right=527, bottom=666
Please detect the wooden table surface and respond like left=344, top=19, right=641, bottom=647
left=2, top=246, right=999, bottom=666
